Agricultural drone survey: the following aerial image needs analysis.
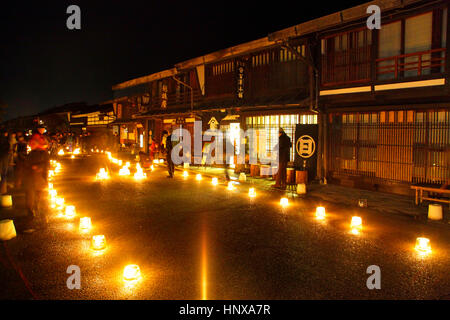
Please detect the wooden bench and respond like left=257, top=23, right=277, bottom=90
left=411, top=185, right=450, bottom=205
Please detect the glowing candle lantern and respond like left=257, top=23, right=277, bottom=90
left=153, top=159, right=159, bottom=164
left=316, top=206, right=326, bottom=220
left=65, top=205, right=76, bottom=219
left=58, top=149, right=64, bottom=156
left=249, top=188, right=256, bottom=198
left=79, top=217, right=92, bottom=231
left=415, top=237, right=432, bottom=255
left=56, top=197, right=65, bottom=209
left=227, top=181, right=235, bottom=190
left=134, top=163, right=147, bottom=180
left=48, top=182, right=53, bottom=190
left=96, top=168, right=109, bottom=180
left=91, top=235, right=106, bottom=250
left=71, top=155, right=75, bottom=159
left=49, top=189, right=57, bottom=199
left=125, top=162, right=131, bottom=167
left=150, top=165, right=154, bottom=171
left=119, top=165, right=131, bottom=176
left=123, top=264, right=141, bottom=281
left=159, top=159, right=164, bottom=164
left=1, top=195, right=13, bottom=208
left=350, top=216, right=362, bottom=234
left=183, top=171, right=188, bottom=178
left=280, top=197, right=289, bottom=207
left=196, top=174, right=202, bottom=181
left=118, top=160, right=123, bottom=166
left=48, top=170, right=54, bottom=178
left=73, top=148, right=80, bottom=155
left=212, top=177, right=218, bottom=186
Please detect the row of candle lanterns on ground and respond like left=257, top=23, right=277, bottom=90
left=183, top=170, right=432, bottom=256
left=48, top=158, right=142, bottom=282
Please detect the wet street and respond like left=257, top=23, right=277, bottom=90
left=1, top=155, right=449, bottom=300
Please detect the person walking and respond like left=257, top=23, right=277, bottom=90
left=24, top=125, right=49, bottom=227
left=162, top=130, right=174, bottom=178
left=14, top=132, right=28, bottom=189
left=272, top=128, right=291, bottom=190
left=0, top=131, right=10, bottom=194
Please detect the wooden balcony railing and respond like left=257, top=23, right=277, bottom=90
left=376, top=48, right=446, bottom=80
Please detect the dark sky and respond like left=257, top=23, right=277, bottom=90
left=0, top=0, right=365, bottom=120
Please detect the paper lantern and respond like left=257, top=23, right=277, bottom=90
left=227, top=181, right=235, bottom=190
left=212, top=177, right=218, bottom=186
left=79, top=217, right=92, bottom=231
left=73, top=148, right=80, bottom=155
left=119, top=165, right=131, bottom=176
left=315, top=206, right=326, bottom=220
left=91, top=235, right=106, bottom=250
left=183, top=171, right=188, bottom=178
left=96, top=168, right=109, bottom=180
left=0, top=219, right=16, bottom=241
left=134, top=163, right=147, bottom=180
left=196, top=174, right=202, bottom=181
left=123, top=264, right=141, bottom=281
left=159, top=159, right=164, bottom=164
left=350, top=216, right=362, bottom=234
left=0, top=195, right=12, bottom=208
left=415, top=237, right=432, bottom=255
left=428, top=204, right=443, bottom=221
left=280, top=197, right=289, bottom=207
left=58, top=149, right=64, bottom=156
left=184, top=163, right=190, bottom=169
left=65, top=205, right=76, bottom=218
left=239, top=173, right=246, bottom=181
left=249, top=188, right=256, bottom=198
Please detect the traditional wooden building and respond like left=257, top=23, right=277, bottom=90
left=112, top=0, right=449, bottom=195
left=270, top=0, right=450, bottom=195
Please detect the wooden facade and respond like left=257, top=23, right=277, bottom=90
left=111, top=0, right=450, bottom=195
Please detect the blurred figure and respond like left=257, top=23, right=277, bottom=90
left=0, top=132, right=10, bottom=194
left=24, top=125, right=49, bottom=227
left=14, top=132, right=28, bottom=189
left=162, top=130, right=174, bottom=178
left=272, top=128, right=291, bottom=190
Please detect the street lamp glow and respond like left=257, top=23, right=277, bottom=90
left=415, top=237, right=432, bottom=255
left=79, top=217, right=92, bottom=231
left=91, top=235, right=106, bottom=250
left=316, top=206, right=326, bottom=220
left=212, top=177, right=218, bottom=186
left=196, top=174, right=202, bottom=181
left=280, top=197, right=289, bottom=207
left=123, top=264, right=141, bottom=281
left=249, top=188, right=256, bottom=198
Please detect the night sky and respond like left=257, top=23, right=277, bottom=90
left=0, top=0, right=365, bottom=121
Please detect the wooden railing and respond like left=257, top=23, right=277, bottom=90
left=376, top=48, right=446, bottom=80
